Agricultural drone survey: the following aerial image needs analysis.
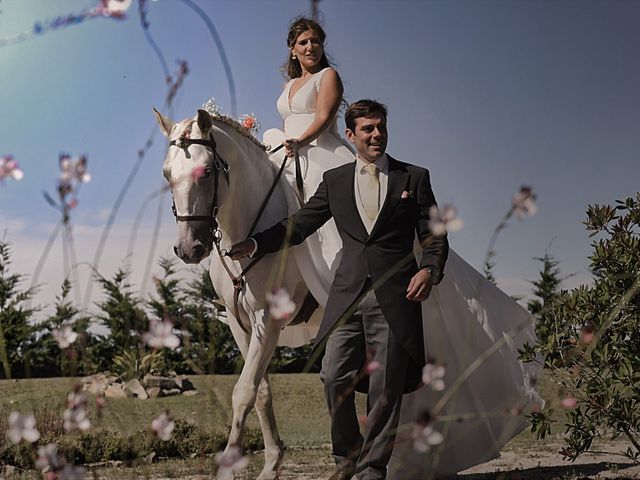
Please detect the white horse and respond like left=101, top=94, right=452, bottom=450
left=154, top=108, right=315, bottom=479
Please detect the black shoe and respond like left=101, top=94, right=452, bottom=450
left=328, top=465, right=355, bottom=480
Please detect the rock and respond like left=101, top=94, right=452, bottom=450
left=147, top=387, right=161, bottom=398
left=176, top=376, right=195, bottom=392
left=105, top=384, right=127, bottom=399
left=182, top=390, right=198, bottom=397
left=82, top=373, right=110, bottom=395
left=143, top=374, right=179, bottom=390
left=160, top=388, right=182, bottom=397
left=125, top=379, right=149, bottom=399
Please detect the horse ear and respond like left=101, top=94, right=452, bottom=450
left=153, top=108, right=174, bottom=137
left=197, top=109, right=213, bottom=136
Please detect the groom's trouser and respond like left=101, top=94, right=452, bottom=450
left=321, top=284, right=410, bottom=480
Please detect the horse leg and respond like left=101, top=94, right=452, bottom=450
left=255, top=373, right=284, bottom=480
left=224, top=311, right=283, bottom=477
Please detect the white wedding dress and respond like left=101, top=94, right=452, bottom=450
left=264, top=67, right=543, bottom=477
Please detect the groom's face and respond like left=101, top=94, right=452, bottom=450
left=346, top=114, right=388, bottom=163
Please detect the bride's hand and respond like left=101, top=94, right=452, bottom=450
left=284, top=138, right=299, bottom=157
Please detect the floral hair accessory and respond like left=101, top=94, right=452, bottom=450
left=202, top=97, right=222, bottom=116
left=238, top=113, right=261, bottom=136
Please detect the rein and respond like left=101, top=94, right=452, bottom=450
left=169, top=132, right=303, bottom=334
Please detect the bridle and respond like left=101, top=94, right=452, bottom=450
left=169, top=132, right=229, bottom=239
left=167, top=129, right=296, bottom=334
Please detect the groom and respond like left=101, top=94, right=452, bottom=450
left=230, top=99, right=448, bottom=480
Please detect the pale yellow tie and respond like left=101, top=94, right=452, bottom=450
left=362, top=163, right=380, bottom=221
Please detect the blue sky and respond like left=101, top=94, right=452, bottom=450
left=1, top=0, right=639, bottom=313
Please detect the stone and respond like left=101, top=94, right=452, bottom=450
left=82, top=373, right=110, bottom=395
left=160, top=388, right=181, bottom=397
left=104, top=384, right=127, bottom=399
left=125, top=378, right=149, bottom=399
left=147, top=387, right=161, bottom=398
left=182, top=390, right=198, bottom=397
left=176, top=376, right=195, bottom=392
left=143, top=374, right=179, bottom=390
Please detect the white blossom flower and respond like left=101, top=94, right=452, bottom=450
left=412, top=424, right=444, bottom=453
left=215, top=446, right=249, bottom=479
left=63, top=406, right=91, bottom=432
left=144, top=318, right=180, bottom=350
left=59, top=154, right=91, bottom=184
left=422, top=362, right=446, bottom=391
left=0, top=155, right=23, bottom=181
left=103, top=0, right=132, bottom=14
left=35, top=443, right=65, bottom=471
left=428, top=204, right=463, bottom=236
left=53, top=325, right=78, bottom=349
left=7, top=412, right=40, bottom=443
left=266, top=288, right=296, bottom=320
left=151, top=412, right=175, bottom=441
left=63, top=392, right=91, bottom=432
left=511, top=186, right=538, bottom=219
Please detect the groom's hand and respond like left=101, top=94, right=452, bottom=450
left=228, top=239, right=255, bottom=260
left=406, top=268, right=433, bottom=302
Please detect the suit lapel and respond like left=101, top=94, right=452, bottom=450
left=368, top=157, right=409, bottom=239
left=342, top=163, right=370, bottom=240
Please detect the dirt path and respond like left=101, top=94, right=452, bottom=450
left=142, top=441, right=640, bottom=480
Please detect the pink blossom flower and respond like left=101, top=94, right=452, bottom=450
left=363, top=348, right=381, bottom=375
left=561, top=396, right=577, bottom=409
left=35, top=444, right=65, bottom=472
left=512, top=186, right=538, bottom=219
left=59, top=154, right=91, bottom=184
left=422, top=362, right=446, bottom=391
left=0, top=155, right=24, bottom=181
left=53, top=325, right=78, bottom=349
left=428, top=204, right=463, bottom=236
left=7, top=412, right=40, bottom=443
left=63, top=391, right=91, bottom=432
left=144, top=317, right=180, bottom=350
left=191, top=165, right=206, bottom=181
left=215, top=446, right=249, bottom=479
left=412, top=423, right=444, bottom=453
left=266, top=288, right=296, bottom=320
left=63, top=406, right=91, bottom=432
left=151, top=412, right=175, bottom=441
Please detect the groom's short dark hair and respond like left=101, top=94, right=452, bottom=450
left=345, top=99, right=388, bottom=131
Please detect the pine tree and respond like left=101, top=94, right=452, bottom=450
left=0, top=240, right=37, bottom=378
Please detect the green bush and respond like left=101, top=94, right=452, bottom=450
left=522, top=193, right=640, bottom=460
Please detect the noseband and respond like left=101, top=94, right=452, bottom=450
left=169, top=132, right=230, bottom=240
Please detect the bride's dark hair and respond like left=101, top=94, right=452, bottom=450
left=283, top=16, right=334, bottom=79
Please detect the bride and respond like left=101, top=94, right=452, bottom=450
left=262, top=17, right=542, bottom=478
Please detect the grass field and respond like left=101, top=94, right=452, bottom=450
left=1, top=373, right=637, bottom=479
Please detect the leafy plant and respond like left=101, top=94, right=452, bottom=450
left=522, top=193, right=640, bottom=460
left=112, top=349, right=164, bottom=381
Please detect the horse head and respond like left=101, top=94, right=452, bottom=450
left=154, top=108, right=233, bottom=264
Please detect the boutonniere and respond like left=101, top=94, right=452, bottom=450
left=401, top=190, right=414, bottom=199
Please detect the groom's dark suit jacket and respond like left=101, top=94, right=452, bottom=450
left=253, top=156, right=448, bottom=392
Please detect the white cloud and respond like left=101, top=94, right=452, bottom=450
left=1, top=214, right=204, bottom=324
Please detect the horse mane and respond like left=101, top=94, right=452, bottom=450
left=209, top=113, right=268, bottom=152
